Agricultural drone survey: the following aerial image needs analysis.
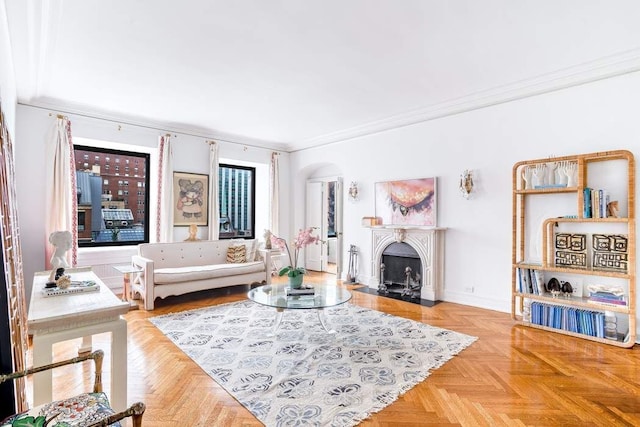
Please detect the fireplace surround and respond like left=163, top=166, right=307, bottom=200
left=369, top=227, right=446, bottom=302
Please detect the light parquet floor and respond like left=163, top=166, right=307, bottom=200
left=25, top=272, right=640, bottom=426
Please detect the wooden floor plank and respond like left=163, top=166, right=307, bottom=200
left=24, top=272, right=640, bottom=426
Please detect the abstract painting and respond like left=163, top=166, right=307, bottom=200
left=375, top=177, right=437, bottom=226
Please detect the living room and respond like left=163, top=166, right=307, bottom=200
left=1, top=1, right=640, bottom=425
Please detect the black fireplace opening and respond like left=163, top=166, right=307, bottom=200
left=378, top=242, right=423, bottom=303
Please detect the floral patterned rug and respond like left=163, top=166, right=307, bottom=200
left=149, top=300, right=477, bottom=426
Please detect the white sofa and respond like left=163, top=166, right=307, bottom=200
left=131, top=239, right=270, bottom=310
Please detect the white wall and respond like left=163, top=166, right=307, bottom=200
left=14, top=104, right=290, bottom=300
left=290, top=71, right=640, bottom=339
left=0, top=0, right=16, bottom=134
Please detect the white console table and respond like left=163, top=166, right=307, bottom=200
left=27, top=267, right=130, bottom=411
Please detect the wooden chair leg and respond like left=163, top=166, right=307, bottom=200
left=130, top=401, right=146, bottom=427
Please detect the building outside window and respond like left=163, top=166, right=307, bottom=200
left=74, top=145, right=150, bottom=247
left=219, top=164, right=255, bottom=239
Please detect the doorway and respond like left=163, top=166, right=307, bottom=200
left=305, top=177, right=343, bottom=279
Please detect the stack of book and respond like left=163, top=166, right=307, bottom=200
left=285, top=285, right=315, bottom=296
left=587, top=291, right=627, bottom=307
left=42, top=280, right=100, bottom=297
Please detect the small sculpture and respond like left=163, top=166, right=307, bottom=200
left=545, top=161, right=557, bottom=186
left=184, top=224, right=200, bottom=241
left=547, top=277, right=561, bottom=298
left=522, top=166, right=533, bottom=190
left=49, top=231, right=72, bottom=269
left=555, top=161, right=568, bottom=186
left=561, top=281, right=573, bottom=298
left=607, top=201, right=619, bottom=218
left=48, top=231, right=72, bottom=285
left=565, top=161, right=578, bottom=187
left=264, top=230, right=272, bottom=249
left=56, top=274, right=72, bottom=289
left=531, top=164, right=546, bottom=188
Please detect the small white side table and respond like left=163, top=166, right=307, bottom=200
left=113, top=264, right=143, bottom=310
left=28, top=267, right=130, bottom=411
left=259, top=248, right=284, bottom=276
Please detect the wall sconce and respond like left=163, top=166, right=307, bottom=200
left=348, top=181, right=359, bottom=201
left=459, top=170, right=474, bottom=199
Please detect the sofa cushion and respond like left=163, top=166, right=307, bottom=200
left=154, top=261, right=265, bottom=284
left=1, top=392, right=121, bottom=427
left=226, top=244, right=246, bottom=263
left=229, top=238, right=258, bottom=261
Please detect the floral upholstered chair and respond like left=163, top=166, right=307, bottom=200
left=0, top=350, right=145, bottom=427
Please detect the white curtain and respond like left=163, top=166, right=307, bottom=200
left=45, top=117, right=78, bottom=269
left=208, top=141, right=220, bottom=240
left=157, top=135, right=174, bottom=242
left=269, top=152, right=280, bottom=236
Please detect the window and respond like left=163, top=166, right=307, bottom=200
left=74, top=145, right=150, bottom=247
left=218, top=164, right=255, bottom=239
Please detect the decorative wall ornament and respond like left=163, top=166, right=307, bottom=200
left=592, top=234, right=628, bottom=272
left=348, top=181, right=359, bottom=201
left=393, top=228, right=407, bottom=243
left=554, top=233, right=587, bottom=268
left=459, top=170, right=474, bottom=199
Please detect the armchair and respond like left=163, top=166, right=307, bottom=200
left=0, top=350, right=145, bottom=426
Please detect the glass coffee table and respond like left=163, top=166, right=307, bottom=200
left=248, top=283, right=352, bottom=334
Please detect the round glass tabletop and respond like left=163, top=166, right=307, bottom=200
left=248, top=283, right=351, bottom=310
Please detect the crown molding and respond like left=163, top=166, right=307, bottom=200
left=19, top=99, right=289, bottom=152
left=293, top=48, right=640, bottom=152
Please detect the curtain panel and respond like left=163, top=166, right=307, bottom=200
left=270, top=152, right=280, bottom=236
left=208, top=141, right=220, bottom=240
left=157, top=135, right=174, bottom=243
left=45, top=117, right=78, bottom=269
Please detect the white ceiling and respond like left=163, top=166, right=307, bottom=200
left=5, top=1, right=640, bottom=152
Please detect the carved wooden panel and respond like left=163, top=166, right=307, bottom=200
left=0, top=105, right=28, bottom=413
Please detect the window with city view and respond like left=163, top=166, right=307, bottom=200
left=219, top=164, right=255, bottom=239
left=74, top=145, right=150, bottom=247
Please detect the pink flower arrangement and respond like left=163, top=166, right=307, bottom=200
left=270, top=228, right=321, bottom=278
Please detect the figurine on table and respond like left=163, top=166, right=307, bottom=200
left=47, top=230, right=72, bottom=288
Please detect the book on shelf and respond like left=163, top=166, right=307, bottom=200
left=42, top=280, right=100, bottom=297
left=516, top=267, right=544, bottom=295
left=583, top=187, right=592, bottom=218
left=587, top=297, right=627, bottom=307
left=584, top=188, right=609, bottom=218
left=530, top=301, right=607, bottom=339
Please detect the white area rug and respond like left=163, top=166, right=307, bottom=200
left=149, top=300, right=477, bottom=426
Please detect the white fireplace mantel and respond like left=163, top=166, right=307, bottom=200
left=369, top=226, right=446, bottom=301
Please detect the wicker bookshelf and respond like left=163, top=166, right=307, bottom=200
left=511, top=150, right=636, bottom=348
